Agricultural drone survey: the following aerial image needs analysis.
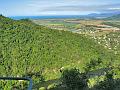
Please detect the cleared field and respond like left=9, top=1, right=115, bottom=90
left=32, top=19, right=120, bottom=35
left=33, top=19, right=120, bottom=58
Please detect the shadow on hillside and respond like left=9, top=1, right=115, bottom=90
left=52, top=79, right=120, bottom=90
left=32, top=68, right=117, bottom=90
left=89, top=78, right=120, bottom=90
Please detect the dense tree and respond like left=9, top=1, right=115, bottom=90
left=60, top=68, right=88, bottom=90
left=93, top=71, right=116, bottom=90
left=84, top=58, right=102, bottom=72
left=0, top=15, right=119, bottom=89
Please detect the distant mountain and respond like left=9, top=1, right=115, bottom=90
left=104, top=14, right=120, bottom=20
left=87, top=12, right=120, bottom=19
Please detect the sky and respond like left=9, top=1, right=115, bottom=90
left=0, top=0, right=120, bottom=16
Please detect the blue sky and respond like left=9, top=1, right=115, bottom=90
left=0, top=0, right=120, bottom=16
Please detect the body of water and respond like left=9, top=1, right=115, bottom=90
left=9, top=15, right=91, bottom=20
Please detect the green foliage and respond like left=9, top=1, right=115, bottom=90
left=0, top=16, right=117, bottom=89
left=61, top=68, right=88, bottom=90
left=84, top=58, right=102, bottom=72
left=93, top=71, right=116, bottom=90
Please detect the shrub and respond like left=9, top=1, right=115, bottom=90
left=61, top=68, right=88, bottom=90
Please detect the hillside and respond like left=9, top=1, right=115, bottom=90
left=0, top=16, right=116, bottom=89
left=105, top=14, right=120, bottom=20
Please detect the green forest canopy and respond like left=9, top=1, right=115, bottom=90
left=0, top=15, right=119, bottom=89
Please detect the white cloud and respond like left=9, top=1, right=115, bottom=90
left=108, top=8, right=120, bottom=10
left=2, top=0, right=120, bottom=16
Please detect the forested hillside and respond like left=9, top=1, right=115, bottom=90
left=0, top=15, right=118, bottom=89
left=105, top=14, right=120, bottom=20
